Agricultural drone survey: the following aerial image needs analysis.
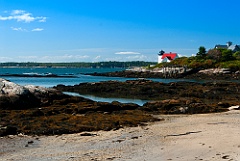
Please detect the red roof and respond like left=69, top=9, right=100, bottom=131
left=161, top=53, right=177, bottom=60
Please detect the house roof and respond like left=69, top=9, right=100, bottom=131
left=215, top=44, right=240, bottom=51
left=215, top=45, right=228, bottom=49
left=161, top=53, right=177, bottom=60
left=228, top=45, right=237, bottom=50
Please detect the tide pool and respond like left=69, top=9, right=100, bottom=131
left=63, top=92, right=149, bottom=106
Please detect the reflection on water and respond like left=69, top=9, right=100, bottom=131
left=63, top=92, right=149, bottom=106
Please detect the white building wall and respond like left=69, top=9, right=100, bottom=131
left=158, top=55, right=162, bottom=63
left=158, top=55, right=175, bottom=63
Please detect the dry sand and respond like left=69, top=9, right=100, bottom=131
left=1, top=108, right=240, bottom=161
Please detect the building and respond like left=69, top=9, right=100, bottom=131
left=158, top=51, right=179, bottom=63
left=214, top=41, right=240, bottom=53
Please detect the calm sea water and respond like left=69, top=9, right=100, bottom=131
left=0, top=67, right=198, bottom=105
left=0, top=67, right=198, bottom=87
left=0, top=68, right=129, bottom=87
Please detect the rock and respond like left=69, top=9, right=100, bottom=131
left=0, top=78, right=29, bottom=96
left=80, top=132, right=97, bottom=136
left=27, top=140, right=34, bottom=144
left=0, top=79, right=41, bottom=109
left=218, top=102, right=230, bottom=108
left=142, top=99, right=225, bottom=114
left=0, top=125, right=18, bottom=136
left=228, top=105, right=240, bottom=110
left=0, top=78, right=66, bottom=109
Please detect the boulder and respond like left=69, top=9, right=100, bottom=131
left=0, top=78, right=28, bottom=96
left=0, top=78, right=65, bottom=109
left=0, top=125, right=18, bottom=136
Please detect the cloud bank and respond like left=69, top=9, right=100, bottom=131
left=1, top=10, right=46, bottom=32
left=115, top=51, right=141, bottom=55
left=0, top=10, right=47, bottom=23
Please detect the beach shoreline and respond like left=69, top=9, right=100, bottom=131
left=1, top=109, right=240, bottom=161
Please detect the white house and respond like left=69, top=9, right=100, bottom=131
left=158, top=52, right=179, bottom=64
left=215, top=41, right=240, bottom=53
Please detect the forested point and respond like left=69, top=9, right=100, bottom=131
left=155, top=47, right=240, bottom=70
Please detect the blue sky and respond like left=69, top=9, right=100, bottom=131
left=0, top=0, right=240, bottom=62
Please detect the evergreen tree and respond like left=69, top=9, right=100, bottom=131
left=197, top=46, right=207, bottom=58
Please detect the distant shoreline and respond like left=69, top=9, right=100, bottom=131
left=0, top=61, right=156, bottom=69
left=0, top=73, right=78, bottom=78
left=87, top=68, right=240, bottom=81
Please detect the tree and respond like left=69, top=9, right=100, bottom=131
left=197, top=46, right=207, bottom=58
left=207, top=49, right=222, bottom=61
left=221, top=49, right=234, bottom=62
left=233, top=51, right=240, bottom=60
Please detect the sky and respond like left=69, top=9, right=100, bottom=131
left=0, top=0, right=240, bottom=62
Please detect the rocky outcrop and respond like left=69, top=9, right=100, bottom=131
left=86, top=68, right=240, bottom=80
left=0, top=95, right=155, bottom=136
left=55, top=80, right=240, bottom=105
left=24, top=85, right=66, bottom=106
left=1, top=78, right=239, bottom=137
left=0, top=78, right=28, bottom=96
left=0, top=78, right=65, bottom=109
left=142, top=99, right=228, bottom=114
left=183, top=68, right=239, bottom=80
left=0, top=79, right=157, bottom=136
left=0, top=78, right=39, bottom=109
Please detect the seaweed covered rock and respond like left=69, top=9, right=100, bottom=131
left=55, top=80, right=240, bottom=105
left=0, top=125, right=18, bottom=137
left=142, top=99, right=228, bottom=114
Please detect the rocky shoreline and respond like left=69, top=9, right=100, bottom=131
left=1, top=77, right=239, bottom=137
left=1, top=79, right=160, bottom=137
left=55, top=79, right=240, bottom=104
left=88, top=68, right=240, bottom=80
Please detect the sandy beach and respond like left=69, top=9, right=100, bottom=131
left=1, top=108, right=240, bottom=161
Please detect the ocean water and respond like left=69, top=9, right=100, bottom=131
left=0, top=68, right=130, bottom=87
left=0, top=67, right=198, bottom=87
left=0, top=67, right=197, bottom=105
left=63, top=92, right=149, bottom=106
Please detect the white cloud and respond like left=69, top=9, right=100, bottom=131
left=11, top=27, right=28, bottom=32
left=115, top=51, right=141, bottom=55
left=126, top=54, right=148, bottom=61
left=103, top=54, right=150, bottom=62
left=42, top=54, right=90, bottom=61
left=38, top=17, right=47, bottom=22
left=11, top=27, right=44, bottom=32
left=0, top=56, right=13, bottom=62
left=16, top=54, right=90, bottom=62
left=11, top=10, right=25, bottom=15
left=32, top=28, right=44, bottom=32
left=0, top=10, right=47, bottom=23
left=1, top=48, right=161, bottom=62
left=94, top=55, right=101, bottom=60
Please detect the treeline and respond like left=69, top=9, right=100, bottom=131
left=156, top=47, right=240, bottom=70
left=0, top=61, right=157, bottom=68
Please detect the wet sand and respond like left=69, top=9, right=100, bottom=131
left=1, top=108, right=240, bottom=161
